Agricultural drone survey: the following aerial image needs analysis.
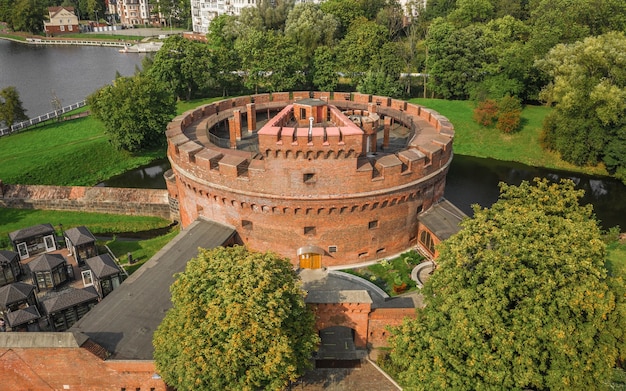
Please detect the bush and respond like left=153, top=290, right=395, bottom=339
left=473, top=99, right=498, bottom=126
left=474, top=95, right=522, bottom=133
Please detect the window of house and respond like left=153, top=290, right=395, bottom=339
left=68, top=25, right=73, bottom=31
left=368, top=220, right=379, bottom=229
left=300, top=108, right=306, bottom=119
left=304, top=226, right=316, bottom=235
left=60, top=25, right=65, bottom=31
left=328, top=245, right=337, bottom=253
left=303, top=173, right=315, bottom=183
left=416, top=204, right=423, bottom=214
left=419, top=230, right=435, bottom=254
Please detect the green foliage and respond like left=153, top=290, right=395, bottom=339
left=88, top=73, right=176, bottom=152
left=153, top=246, right=319, bottom=391
left=537, top=32, right=626, bottom=174
left=0, top=86, right=28, bottom=127
left=357, top=70, right=403, bottom=98
left=147, top=35, right=213, bottom=101
left=10, top=0, right=45, bottom=33
left=495, top=95, right=522, bottom=133
left=388, top=179, right=626, bottom=390
left=312, top=46, right=338, bottom=91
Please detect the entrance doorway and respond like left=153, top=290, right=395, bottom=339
left=317, top=326, right=360, bottom=361
left=297, top=245, right=324, bottom=269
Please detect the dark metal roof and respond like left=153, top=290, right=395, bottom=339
left=70, top=219, right=236, bottom=360
left=0, top=282, right=36, bottom=307
left=85, top=254, right=121, bottom=279
left=8, top=224, right=55, bottom=242
left=64, top=226, right=96, bottom=246
left=28, top=253, right=66, bottom=272
left=41, top=287, right=99, bottom=314
left=418, top=199, right=467, bottom=241
left=6, top=306, right=41, bottom=327
left=0, top=250, right=18, bottom=265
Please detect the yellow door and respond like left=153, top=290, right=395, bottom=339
left=299, top=253, right=322, bottom=269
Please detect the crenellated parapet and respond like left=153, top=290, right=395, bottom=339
left=165, top=92, right=455, bottom=266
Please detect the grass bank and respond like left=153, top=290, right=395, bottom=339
left=0, top=98, right=224, bottom=186
left=409, top=98, right=609, bottom=177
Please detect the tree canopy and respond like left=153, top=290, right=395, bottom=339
left=153, top=246, right=318, bottom=391
left=388, top=179, right=626, bottom=390
left=0, top=86, right=28, bottom=128
left=537, top=31, right=626, bottom=181
left=87, top=73, right=175, bottom=152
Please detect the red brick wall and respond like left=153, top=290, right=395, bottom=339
left=166, top=93, right=454, bottom=265
left=312, top=302, right=371, bottom=348
left=368, top=308, right=416, bottom=348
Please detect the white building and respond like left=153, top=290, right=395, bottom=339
left=191, top=0, right=426, bottom=35
left=118, top=0, right=163, bottom=26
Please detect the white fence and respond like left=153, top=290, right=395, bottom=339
left=25, top=37, right=131, bottom=48
left=0, top=100, right=87, bottom=137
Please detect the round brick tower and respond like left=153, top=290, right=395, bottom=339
left=165, top=92, right=454, bottom=267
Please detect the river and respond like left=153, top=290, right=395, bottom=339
left=0, top=39, right=146, bottom=117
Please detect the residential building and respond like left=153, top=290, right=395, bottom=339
left=44, top=6, right=79, bottom=36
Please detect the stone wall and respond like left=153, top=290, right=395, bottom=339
left=0, top=183, right=172, bottom=220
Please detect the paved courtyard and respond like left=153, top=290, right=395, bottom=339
left=293, top=360, right=401, bottom=391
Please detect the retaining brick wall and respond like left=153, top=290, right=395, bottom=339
left=0, top=183, right=172, bottom=220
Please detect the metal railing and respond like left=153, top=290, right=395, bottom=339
left=0, top=100, right=87, bottom=137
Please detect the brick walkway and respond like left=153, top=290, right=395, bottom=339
left=291, top=360, right=401, bottom=391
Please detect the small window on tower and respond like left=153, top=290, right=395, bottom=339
left=300, top=108, right=306, bottom=119
left=368, top=220, right=379, bottom=229
left=303, top=173, right=315, bottom=183
left=328, top=245, right=338, bottom=253
left=304, top=226, right=316, bottom=235
left=242, top=220, right=253, bottom=230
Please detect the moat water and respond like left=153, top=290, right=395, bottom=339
left=99, top=155, right=626, bottom=231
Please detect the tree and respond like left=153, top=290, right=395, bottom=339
left=312, top=46, right=338, bottom=91
left=147, top=35, right=212, bottom=101
left=336, top=17, right=387, bottom=83
left=11, top=0, right=45, bottom=33
left=0, top=86, right=28, bottom=128
left=425, top=19, right=486, bottom=99
left=536, top=32, right=626, bottom=180
left=388, top=179, right=626, bottom=390
left=153, top=246, right=318, bottom=391
left=87, top=73, right=175, bottom=152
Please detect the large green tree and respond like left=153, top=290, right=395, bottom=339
left=537, top=31, right=626, bottom=181
left=87, top=73, right=175, bottom=152
left=0, top=86, right=28, bottom=128
left=11, top=0, right=45, bottom=33
left=153, top=246, right=318, bottom=391
left=147, top=35, right=212, bottom=101
left=388, top=179, right=626, bottom=390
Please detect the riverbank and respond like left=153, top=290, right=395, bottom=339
left=409, top=98, right=612, bottom=179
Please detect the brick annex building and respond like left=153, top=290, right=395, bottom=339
left=166, top=91, right=455, bottom=267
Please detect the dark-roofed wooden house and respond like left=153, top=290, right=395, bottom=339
left=64, top=226, right=97, bottom=266
left=0, top=282, right=38, bottom=312
left=0, top=250, right=23, bottom=287
left=84, top=254, right=125, bottom=299
left=41, top=287, right=99, bottom=331
left=5, top=306, right=42, bottom=332
left=28, top=253, right=71, bottom=291
left=9, top=224, right=57, bottom=260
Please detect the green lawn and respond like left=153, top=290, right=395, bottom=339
left=104, top=228, right=179, bottom=274
left=410, top=98, right=609, bottom=176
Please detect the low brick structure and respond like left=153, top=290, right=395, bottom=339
left=0, top=184, right=171, bottom=220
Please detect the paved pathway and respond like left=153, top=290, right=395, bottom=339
left=293, top=360, right=401, bottom=391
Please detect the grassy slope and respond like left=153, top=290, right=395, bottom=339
left=409, top=98, right=609, bottom=176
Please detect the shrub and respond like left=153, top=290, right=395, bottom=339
left=496, top=109, right=522, bottom=133
left=473, top=99, right=498, bottom=126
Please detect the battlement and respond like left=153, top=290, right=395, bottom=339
left=166, top=92, right=454, bottom=190
left=165, top=92, right=455, bottom=265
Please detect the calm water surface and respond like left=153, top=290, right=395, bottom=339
left=0, top=39, right=145, bottom=117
